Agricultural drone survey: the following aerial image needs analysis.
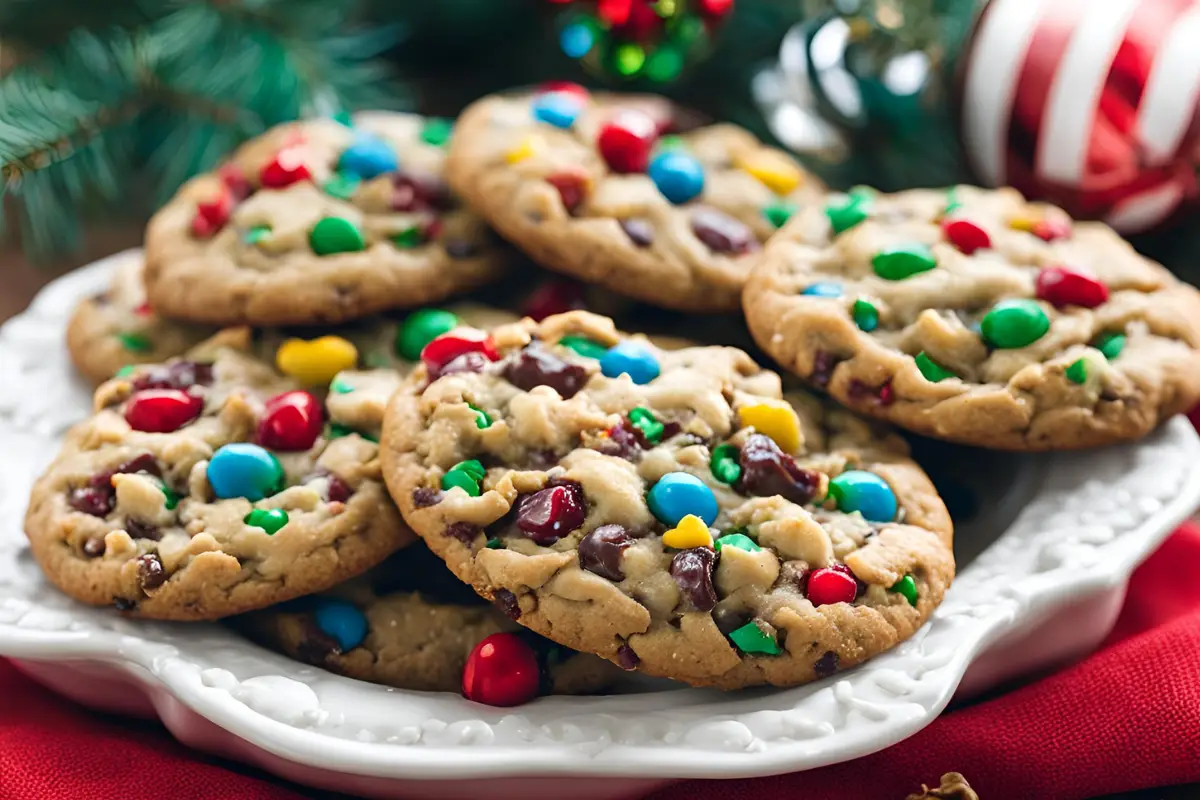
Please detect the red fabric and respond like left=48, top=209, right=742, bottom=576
left=5, top=525, right=1200, bottom=800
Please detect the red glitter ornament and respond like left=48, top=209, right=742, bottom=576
left=256, top=391, right=324, bottom=452
left=125, top=390, right=204, bottom=433
left=461, top=632, right=541, bottom=707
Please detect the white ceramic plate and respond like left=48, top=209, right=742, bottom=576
left=2, top=251, right=1198, bottom=800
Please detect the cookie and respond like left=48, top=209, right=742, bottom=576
left=445, top=87, right=824, bottom=312
left=379, top=311, right=954, bottom=689
left=144, top=112, right=512, bottom=326
left=743, top=186, right=1200, bottom=450
left=237, top=543, right=621, bottom=698
left=25, top=343, right=413, bottom=619
left=66, top=252, right=213, bottom=385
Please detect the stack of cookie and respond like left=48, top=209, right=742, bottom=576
left=31, top=84, right=1200, bottom=705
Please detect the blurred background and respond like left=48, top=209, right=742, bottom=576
left=2, top=0, right=1198, bottom=314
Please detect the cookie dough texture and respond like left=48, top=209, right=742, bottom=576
left=744, top=186, right=1200, bottom=450
left=238, top=546, right=620, bottom=695
left=381, top=311, right=953, bottom=689
left=144, top=112, right=511, bottom=327
left=66, top=252, right=213, bottom=385
left=446, top=91, right=824, bottom=312
left=26, top=345, right=413, bottom=620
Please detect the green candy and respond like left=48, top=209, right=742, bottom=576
left=915, top=351, right=955, bottom=383
left=656, top=134, right=686, bottom=152
left=420, top=118, right=453, bottom=147
left=454, top=459, right=486, bottom=481
left=396, top=309, right=459, bottom=361
left=330, top=377, right=354, bottom=394
left=244, top=225, right=272, bottom=245
left=852, top=298, right=879, bottom=332
left=323, top=171, right=361, bottom=200
left=310, top=216, right=366, bottom=256
left=728, top=620, right=782, bottom=655
left=443, top=459, right=486, bottom=497
left=763, top=201, right=796, bottom=229
left=559, top=335, right=608, bottom=360
left=392, top=225, right=424, bottom=249
left=1065, top=358, right=1088, bottom=385
left=485, top=537, right=504, bottom=549
left=332, top=110, right=354, bottom=127
left=715, top=532, right=761, bottom=553
left=890, top=574, right=918, bottom=607
left=825, top=194, right=871, bottom=235
left=1093, top=331, right=1126, bottom=361
left=981, top=299, right=1049, bottom=349
left=709, top=443, right=742, bottom=485
left=628, top=407, right=664, bottom=444
left=327, top=422, right=378, bottom=443
left=244, top=508, right=289, bottom=535
left=469, top=403, right=492, bottom=429
left=872, top=243, right=937, bottom=280
left=115, top=365, right=136, bottom=378
left=116, top=332, right=152, bottom=353
left=944, top=186, right=962, bottom=216
left=160, top=485, right=179, bottom=511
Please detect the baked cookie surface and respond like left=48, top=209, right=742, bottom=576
left=144, top=112, right=511, bottom=326
left=743, top=186, right=1200, bottom=450
left=380, top=311, right=953, bottom=689
left=446, top=88, right=824, bottom=312
left=238, top=543, right=621, bottom=697
left=66, top=253, right=213, bottom=385
left=25, top=344, right=413, bottom=620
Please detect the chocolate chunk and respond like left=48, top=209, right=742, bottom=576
left=443, top=239, right=478, bottom=259
left=690, top=207, right=759, bottom=255
left=620, top=218, right=654, bottom=247
left=810, top=350, right=840, bottom=388
left=493, top=588, right=521, bottom=620
left=712, top=605, right=752, bottom=637
left=444, top=521, right=482, bottom=545
left=82, top=537, right=106, bottom=558
left=616, top=644, right=640, bottom=670
left=132, top=360, right=214, bottom=392
left=302, top=467, right=352, bottom=503
left=515, top=481, right=587, bottom=545
left=737, top=433, right=822, bottom=505
left=136, top=553, right=167, bottom=592
left=814, top=650, right=839, bottom=678
left=502, top=344, right=589, bottom=399
left=577, top=524, right=633, bottom=581
left=296, top=623, right=342, bottom=662
left=412, top=486, right=442, bottom=508
left=68, top=486, right=114, bottom=517
left=597, top=422, right=644, bottom=461
left=125, top=518, right=161, bottom=541
left=670, top=547, right=717, bottom=612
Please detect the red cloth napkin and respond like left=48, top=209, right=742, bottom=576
left=5, top=524, right=1200, bottom=800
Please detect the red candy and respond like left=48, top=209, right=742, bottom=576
left=545, top=170, right=589, bottom=213
left=256, top=391, right=323, bottom=452
left=420, top=329, right=500, bottom=373
left=191, top=188, right=233, bottom=238
left=218, top=163, right=252, bottom=199
left=941, top=217, right=991, bottom=254
left=461, top=632, right=541, bottom=707
left=259, top=146, right=312, bottom=188
left=124, top=390, right=204, bottom=433
left=522, top=279, right=585, bottom=321
left=133, top=302, right=153, bottom=317
left=1035, top=265, right=1109, bottom=309
left=806, top=565, right=858, bottom=607
left=597, top=109, right=658, bottom=174
left=1033, top=218, right=1071, bottom=241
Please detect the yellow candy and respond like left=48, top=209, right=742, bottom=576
left=739, top=402, right=802, bottom=454
left=276, top=336, right=359, bottom=386
left=662, top=514, right=714, bottom=550
left=737, top=151, right=804, bottom=195
left=1008, top=215, right=1038, bottom=232
left=506, top=134, right=542, bottom=164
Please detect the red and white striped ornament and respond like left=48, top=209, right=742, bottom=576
left=960, top=0, right=1200, bottom=233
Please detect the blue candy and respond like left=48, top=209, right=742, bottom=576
left=560, top=22, right=595, bottom=59
left=337, top=135, right=398, bottom=180
left=600, top=341, right=660, bottom=385
left=207, top=443, right=285, bottom=501
left=802, top=281, right=844, bottom=298
left=314, top=598, right=368, bottom=652
left=531, top=92, right=582, bottom=129
left=648, top=472, right=718, bottom=527
left=828, top=470, right=897, bottom=522
left=648, top=151, right=704, bottom=205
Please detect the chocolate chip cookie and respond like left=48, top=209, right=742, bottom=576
left=379, top=311, right=954, bottom=689
left=66, top=252, right=213, bottom=385
left=237, top=544, right=621, bottom=698
left=25, top=343, right=413, bottom=619
left=743, top=186, right=1200, bottom=450
left=445, top=87, right=824, bottom=312
left=144, top=112, right=512, bottom=326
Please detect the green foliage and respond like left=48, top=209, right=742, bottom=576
left=0, top=0, right=405, bottom=260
